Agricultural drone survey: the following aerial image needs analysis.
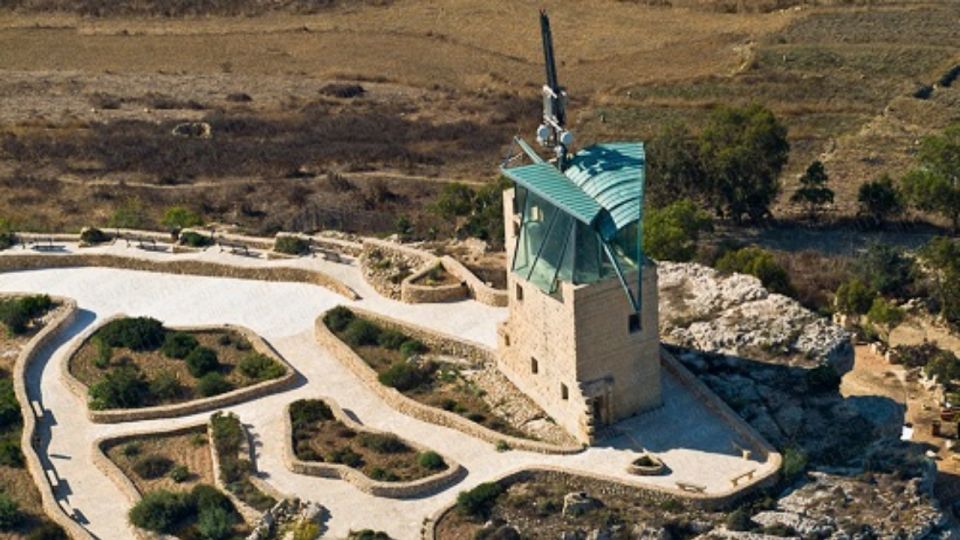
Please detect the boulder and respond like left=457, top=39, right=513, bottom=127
left=562, top=491, right=601, bottom=517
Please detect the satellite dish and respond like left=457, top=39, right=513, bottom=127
left=559, top=130, right=574, bottom=147
left=536, top=124, right=551, bottom=145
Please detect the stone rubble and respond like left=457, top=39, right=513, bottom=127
left=246, top=498, right=325, bottom=540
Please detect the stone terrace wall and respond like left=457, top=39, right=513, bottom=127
left=401, top=260, right=469, bottom=304
left=59, top=317, right=298, bottom=423
left=0, top=253, right=359, bottom=300
left=439, top=256, right=507, bottom=307
left=314, top=310, right=582, bottom=455
left=7, top=296, right=95, bottom=540
left=282, top=399, right=465, bottom=498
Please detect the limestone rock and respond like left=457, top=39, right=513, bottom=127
left=562, top=491, right=601, bottom=517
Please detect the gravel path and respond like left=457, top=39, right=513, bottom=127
left=0, top=248, right=774, bottom=540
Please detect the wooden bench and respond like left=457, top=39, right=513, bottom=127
left=30, top=238, right=64, bottom=252
left=219, top=241, right=257, bottom=258
left=730, top=469, right=757, bottom=487
left=676, top=481, right=706, bottom=493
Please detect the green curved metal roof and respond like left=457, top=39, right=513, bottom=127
left=500, top=141, right=645, bottom=240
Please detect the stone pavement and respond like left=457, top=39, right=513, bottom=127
left=0, top=247, right=775, bottom=540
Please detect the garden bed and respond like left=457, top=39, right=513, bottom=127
left=210, top=412, right=277, bottom=513
left=288, top=399, right=459, bottom=493
left=127, top=483, right=251, bottom=540
left=67, top=317, right=290, bottom=411
left=323, top=307, right=533, bottom=441
left=104, top=426, right=214, bottom=496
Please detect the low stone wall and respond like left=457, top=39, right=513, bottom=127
left=439, top=256, right=508, bottom=307
left=0, top=252, right=360, bottom=300
left=7, top=296, right=95, bottom=540
left=400, top=261, right=469, bottom=304
left=314, top=310, right=582, bottom=455
left=282, top=398, right=465, bottom=498
left=350, top=307, right=495, bottom=366
left=59, top=317, right=298, bottom=424
left=208, top=420, right=270, bottom=525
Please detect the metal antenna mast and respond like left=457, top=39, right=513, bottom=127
left=537, top=9, right=573, bottom=170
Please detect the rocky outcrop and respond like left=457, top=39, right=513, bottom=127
left=658, top=262, right=852, bottom=373
left=246, top=498, right=325, bottom=540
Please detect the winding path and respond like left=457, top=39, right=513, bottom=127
left=0, top=245, right=772, bottom=539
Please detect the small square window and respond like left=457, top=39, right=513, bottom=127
left=561, top=383, right=569, bottom=400
left=628, top=313, right=641, bottom=334
left=531, top=357, right=538, bottom=374
left=516, top=283, right=524, bottom=301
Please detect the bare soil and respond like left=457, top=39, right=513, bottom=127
left=104, top=427, right=214, bottom=495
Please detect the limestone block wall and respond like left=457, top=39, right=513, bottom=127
left=59, top=317, right=298, bottom=423
left=438, top=255, right=508, bottom=307
left=282, top=399, right=466, bottom=498
left=401, top=260, right=469, bottom=304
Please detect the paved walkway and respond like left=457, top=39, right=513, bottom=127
left=0, top=246, right=773, bottom=540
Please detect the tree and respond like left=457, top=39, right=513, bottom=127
left=161, top=206, right=203, bottom=231
left=901, top=123, right=960, bottom=232
left=856, top=243, right=915, bottom=298
left=699, top=104, right=790, bottom=223
left=922, top=236, right=960, bottom=326
left=642, top=199, right=713, bottom=262
left=646, top=123, right=708, bottom=208
left=857, top=175, right=903, bottom=227
left=790, top=160, right=834, bottom=220
left=834, top=278, right=876, bottom=316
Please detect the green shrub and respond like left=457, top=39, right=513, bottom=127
left=294, top=521, right=322, bottom=540
left=128, top=490, right=192, bottom=533
left=290, top=399, right=334, bottom=429
left=327, top=447, right=363, bottom=468
left=234, top=338, right=251, bottom=351
left=370, top=467, right=399, bottom=482
left=191, top=484, right=235, bottom=515
left=0, top=378, right=21, bottom=430
left=169, top=464, right=189, bottom=483
left=238, top=353, right=285, bottom=380
left=93, top=337, right=112, bottom=369
left=0, top=294, right=53, bottom=335
left=161, top=206, right=203, bottom=231
left=495, top=440, right=510, bottom=452
left=715, top=246, right=794, bottom=297
left=348, top=530, right=390, bottom=540
left=358, top=433, right=408, bottom=454
left=89, top=366, right=150, bottom=409
left=643, top=198, right=713, bottom=262
left=856, top=243, right=915, bottom=298
left=0, top=232, right=14, bottom=252
left=834, top=278, right=876, bottom=316
left=80, top=227, right=110, bottom=245
left=377, top=329, right=408, bottom=350
left=185, top=347, right=220, bottom=377
left=867, top=297, right=905, bottom=328
left=149, top=370, right=182, bottom=401
left=123, top=443, right=141, bottom=457
left=418, top=451, right=445, bottom=470
left=178, top=231, right=213, bottom=248
left=378, top=362, right=427, bottom=391
left=197, top=373, right=232, bottom=397
left=324, top=306, right=355, bottom=332
left=161, top=332, right=198, bottom=359
left=275, top=236, right=310, bottom=255
left=725, top=507, right=754, bottom=531
left=456, top=482, right=504, bottom=520
left=924, top=349, right=960, bottom=385
left=26, top=522, right=68, bottom=540
left=781, top=447, right=808, bottom=482
left=0, top=493, right=21, bottom=530
left=196, top=506, right=235, bottom=540
left=98, top=317, right=166, bottom=351
left=399, top=339, right=427, bottom=358
left=0, top=437, right=24, bottom=468
left=342, top=319, right=381, bottom=347
left=806, top=364, right=840, bottom=393
left=133, top=454, right=174, bottom=479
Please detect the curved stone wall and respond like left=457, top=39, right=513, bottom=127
left=282, top=398, right=465, bottom=498
left=60, top=316, right=298, bottom=423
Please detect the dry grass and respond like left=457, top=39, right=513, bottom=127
left=104, top=428, right=214, bottom=495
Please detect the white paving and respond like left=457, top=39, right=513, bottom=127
left=0, top=247, right=773, bottom=540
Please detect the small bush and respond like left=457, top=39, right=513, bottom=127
left=418, top=451, right=445, bottom=470
left=456, top=482, right=504, bottom=520
left=867, top=297, right=905, bottom=328
left=191, top=484, right=235, bottom=515
left=169, top=464, right=190, bottom=483
left=133, top=455, right=174, bottom=479
left=377, top=329, right=407, bottom=350
left=370, top=467, right=399, bottom=482
left=0, top=232, right=15, bottom=251
left=320, top=83, right=365, bottom=99
left=835, top=278, right=876, bottom=316
left=80, top=227, right=110, bottom=245
left=238, top=353, right=285, bottom=380
left=0, top=493, right=21, bottom=530
left=0, top=294, right=54, bottom=335
left=149, top=370, right=182, bottom=401
left=123, top=442, right=141, bottom=457
left=128, top=490, right=192, bottom=533
left=294, top=521, right=322, bottom=540
left=342, top=319, right=381, bottom=347
left=323, top=306, right=355, bottom=332
left=275, top=236, right=310, bottom=255
left=185, top=347, right=220, bottom=377
left=161, top=206, right=203, bottom=231
left=234, top=338, right=252, bottom=351
left=178, top=230, right=213, bottom=248
left=378, top=362, right=427, bottom=391
left=399, top=339, right=427, bottom=358
left=0, top=378, right=21, bottom=430
left=290, top=399, right=334, bottom=429
left=191, top=433, right=207, bottom=447
left=358, top=433, right=408, bottom=454
left=161, top=332, right=198, bottom=359
left=89, top=366, right=150, bottom=409
left=93, top=337, right=112, bottom=369
left=98, top=317, right=166, bottom=351
left=197, top=373, right=232, bottom=397
left=495, top=440, right=510, bottom=452
left=0, top=437, right=23, bottom=468
left=348, top=530, right=390, bottom=540
left=726, top=507, right=754, bottom=531
left=195, top=506, right=235, bottom=540
left=328, top=447, right=363, bottom=468
left=781, top=447, right=808, bottom=482
left=716, top=246, right=794, bottom=297
left=25, top=522, right=68, bottom=540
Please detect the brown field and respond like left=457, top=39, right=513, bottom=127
left=104, top=428, right=214, bottom=495
left=0, top=0, right=958, bottom=235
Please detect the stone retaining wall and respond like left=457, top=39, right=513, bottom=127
left=400, top=261, right=469, bottom=304
left=0, top=253, right=359, bottom=299
left=314, top=310, right=582, bottom=455
left=208, top=420, right=269, bottom=525
left=59, top=317, right=298, bottom=423
left=282, top=398, right=465, bottom=498
left=439, top=256, right=508, bottom=307
left=7, top=295, right=94, bottom=540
